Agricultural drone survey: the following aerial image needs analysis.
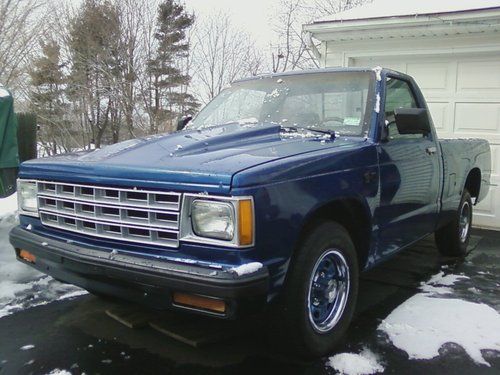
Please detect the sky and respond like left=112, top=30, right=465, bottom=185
left=183, top=0, right=283, bottom=49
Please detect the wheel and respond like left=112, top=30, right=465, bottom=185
left=435, top=189, right=472, bottom=257
left=273, top=221, right=359, bottom=358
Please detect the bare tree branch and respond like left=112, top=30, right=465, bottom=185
left=191, top=12, right=264, bottom=104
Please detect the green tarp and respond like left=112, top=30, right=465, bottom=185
left=0, top=87, right=19, bottom=168
left=0, top=86, right=19, bottom=197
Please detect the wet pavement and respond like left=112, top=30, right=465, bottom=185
left=0, top=229, right=499, bottom=375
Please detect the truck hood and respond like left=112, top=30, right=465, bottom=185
left=21, top=123, right=364, bottom=193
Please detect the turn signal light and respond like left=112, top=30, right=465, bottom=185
left=172, top=292, right=226, bottom=313
left=19, top=249, right=36, bottom=263
left=238, top=199, right=254, bottom=246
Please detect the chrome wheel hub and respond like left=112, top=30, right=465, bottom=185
left=459, top=201, right=471, bottom=243
left=307, top=249, right=350, bottom=333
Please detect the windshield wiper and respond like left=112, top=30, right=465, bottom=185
left=281, top=125, right=336, bottom=139
left=306, top=127, right=337, bottom=138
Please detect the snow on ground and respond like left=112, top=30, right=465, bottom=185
left=0, top=192, right=18, bottom=218
left=425, top=271, right=470, bottom=286
left=0, top=87, right=10, bottom=98
left=0, top=194, right=87, bottom=320
left=379, top=271, right=500, bottom=366
left=327, top=348, right=384, bottom=375
left=419, top=271, right=470, bottom=295
left=45, top=369, right=72, bottom=375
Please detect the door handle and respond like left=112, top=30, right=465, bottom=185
left=426, top=146, right=437, bottom=155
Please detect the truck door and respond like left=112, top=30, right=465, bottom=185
left=376, top=76, right=440, bottom=255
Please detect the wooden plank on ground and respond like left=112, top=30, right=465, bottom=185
left=106, top=306, right=155, bottom=329
left=149, top=314, right=247, bottom=348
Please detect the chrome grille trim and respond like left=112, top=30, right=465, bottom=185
left=37, top=181, right=181, bottom=248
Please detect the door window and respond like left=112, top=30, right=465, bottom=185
left=385, top=77, right=422, bottom=140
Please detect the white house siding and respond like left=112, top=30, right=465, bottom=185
left=322, top=34, right=500, bottom=229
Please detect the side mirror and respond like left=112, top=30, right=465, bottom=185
left=394, top=108, right=431, bottom=135
left=176, top=115, right=192, bottom=131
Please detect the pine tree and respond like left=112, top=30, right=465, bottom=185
left=29, top=40, right=70, bottom=155
left=147, top=0, right=198, bottom=133
left=68, top=0, right=123, bottom=148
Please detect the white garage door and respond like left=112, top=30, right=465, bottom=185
left=352, top=55, right=500, bottom=230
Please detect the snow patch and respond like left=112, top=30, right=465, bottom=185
left=374, top=93, right=380, bottom=113
left=57, top=290, right=89, bottom=301
left=327, top=348, right=384, bottom=375
left=281, top=128, right=330, bottom=139
left=419, top=284, right=453, bottom=295
left=45, top=369, right=72, bottom=375
left=0, top=193, right=18, bottom=222
left=425, top=271, right=469, bottom=286
left=372, top=66, right=382, bottom=81
left=20, top=344, right=35, bottom=350
left=378, top=294, right=500, bottom=366
left=268, top=89, right=281, bottom=98
left=0, top=87, right=10, bottom=98
left=0, top=278, right=88, bottom=319
left=237, top=117, right=259, bottom=125
left=230, top=262, right=263, bottom=276
left=0, top=280, right=34, bottom=300
left=418, top=271, right=469, bottom=294
left=0, top=263, right=88, bottom=319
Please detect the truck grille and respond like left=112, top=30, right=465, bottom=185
left=37, top=181, right=181, bottom=248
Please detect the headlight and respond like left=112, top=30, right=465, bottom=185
left=181, top=195, right=254, bottom=247
left=191, top=200, right=235, bottom=240
left=17, top=180, right=38, bottom=216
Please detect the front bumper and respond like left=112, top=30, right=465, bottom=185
left=9, top=226, right=269, bottom=318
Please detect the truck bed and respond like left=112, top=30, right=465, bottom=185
left=439, top=138, right=491, bottom=214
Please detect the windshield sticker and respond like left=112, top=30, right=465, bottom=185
left=343, top=117, right=360, bottom=126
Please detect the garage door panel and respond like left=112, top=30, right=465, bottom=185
left=407, top=62, right=453, bottom=96
left=454, top=102, right=500, bottom=133
left=457, top=60, right=500, bottom=93
left=382, top=63, right=406, bottom=72
left=474, top=179, right=498, bottom=228
left=427, top=101, right=451, bottom=132
left=475, top=187, right=495, bottom=216
left=472, top=143, right=498, bottom=228
left=488, top=144, right=499, bottom=176
left=351, top=57, right=406, bottom=73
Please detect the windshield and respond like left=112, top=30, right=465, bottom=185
left=189, top=71, right=375, bottom=136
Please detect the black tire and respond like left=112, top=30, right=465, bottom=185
left=273, top=221, right=359, bottom=358
left=435, top=189, right=472, bottom=257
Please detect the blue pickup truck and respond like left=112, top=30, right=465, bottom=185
left=10, top=68, right=491, bottom=356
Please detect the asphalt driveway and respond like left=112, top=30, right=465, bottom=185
left=0, top=229, right=499, bottom=375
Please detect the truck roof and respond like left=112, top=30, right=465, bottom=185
left=233, top=67, right=404, bottom=84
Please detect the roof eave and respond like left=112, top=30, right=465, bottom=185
left=304, top=8, right=500, bottom=41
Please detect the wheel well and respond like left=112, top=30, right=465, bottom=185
left=465, top=168, right=481, bottom=200
left=296, top=199, right=371, bottom=269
